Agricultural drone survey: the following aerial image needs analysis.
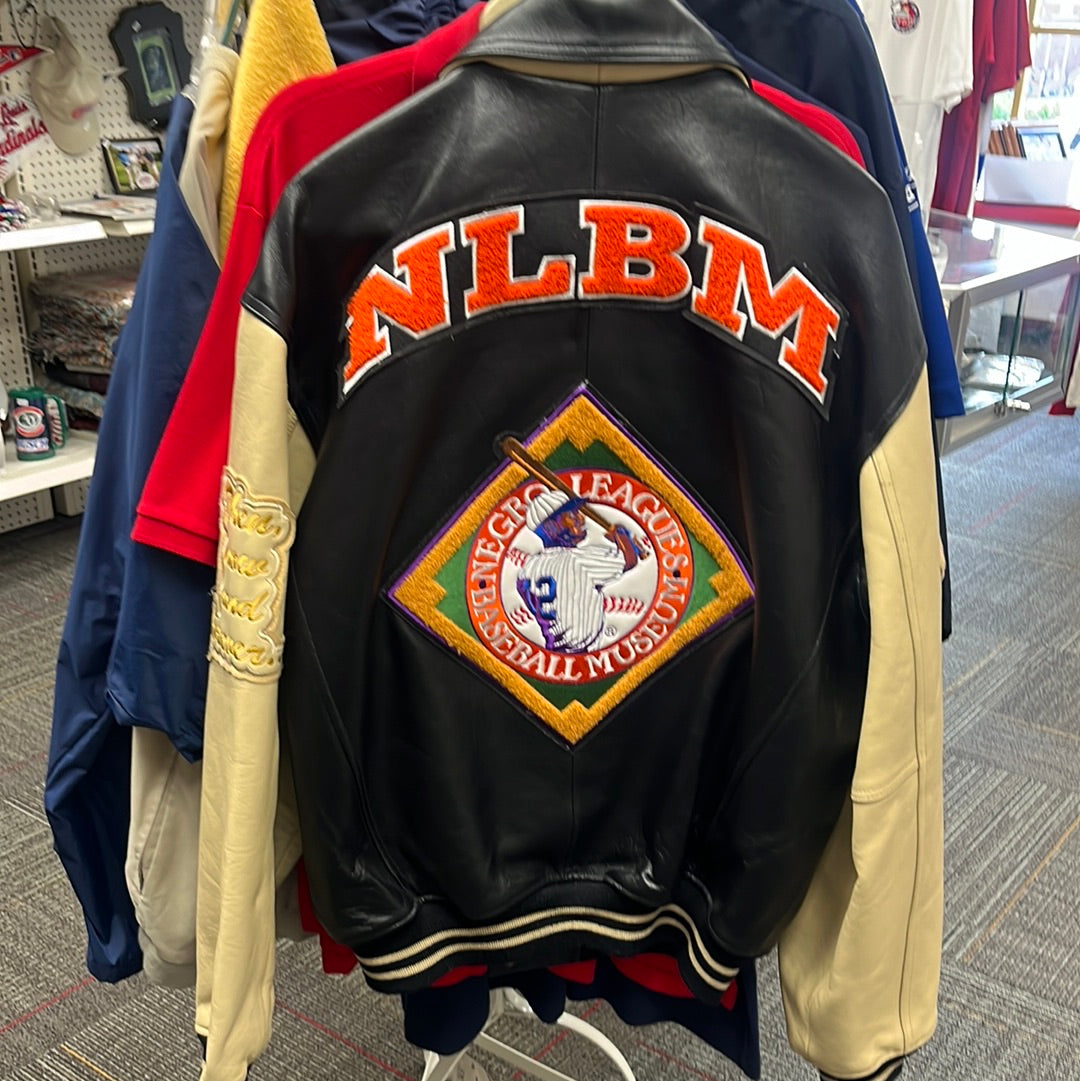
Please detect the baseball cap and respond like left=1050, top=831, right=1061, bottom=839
left=29, top=15, right=103, bottom=155
left=525, top=489, right=573, bottom=531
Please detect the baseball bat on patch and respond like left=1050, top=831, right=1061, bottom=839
left=499, top=436, right=614, bottom=531
left=499, top=437, right=651, bottom=561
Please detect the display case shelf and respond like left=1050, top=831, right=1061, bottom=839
left=929, top=209, right=1080, bottom=452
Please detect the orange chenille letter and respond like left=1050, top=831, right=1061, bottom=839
left=463, top=206, right=574, bottom=317
left=344, top=223, right=455, bottom=391
left=692, top=218, right=840, bottom=402
left=578, top=201, right=692, bottom=301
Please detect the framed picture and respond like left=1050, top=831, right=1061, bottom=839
left=103, top=136, right=164, bottom=194
left=110, top=3, right=191, bottom=128
left=1015, top=126, right=1068, bottom=162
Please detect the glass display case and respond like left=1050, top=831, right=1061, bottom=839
left=927, top=208, right=1080, bottom=452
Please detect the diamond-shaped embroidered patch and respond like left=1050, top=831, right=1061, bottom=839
left=390, top=388, right=754, bottom=743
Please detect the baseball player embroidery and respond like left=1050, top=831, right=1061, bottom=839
left=517, top=488, right=643, bottom=654
left=503, top=436, right=651, bottom=656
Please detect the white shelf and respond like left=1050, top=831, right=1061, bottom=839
left=100, top=218, right=155, bottom=237
left=0, top=218, right=108, bottom=252
left=0, top=431, right=96, bottom=502
left=0, top=214, right=154, bottom=252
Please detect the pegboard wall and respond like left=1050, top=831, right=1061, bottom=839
left=0, top=0, right=206, bottom=532
left=9, top=0, right=206, bottom=206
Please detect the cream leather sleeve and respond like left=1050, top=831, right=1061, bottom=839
left=778, top=368, right=944, bottom=1080
left=196, top=308, right=315, bottom=1081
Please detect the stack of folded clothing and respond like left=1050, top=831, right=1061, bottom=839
left=28, top=267, right=138, bottom=430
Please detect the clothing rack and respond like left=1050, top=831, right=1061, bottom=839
left=421, top=989, right=637, bottom=1081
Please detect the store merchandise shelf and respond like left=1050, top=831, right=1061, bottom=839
left=0, top=218, right=108, bottom=252
left=100, top=218, right=155, bottom=237
left=0, top=431, right=97, bottom=502
left=0, top=215, right=154, bottom=252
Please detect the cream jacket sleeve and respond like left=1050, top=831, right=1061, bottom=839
left=196, top=310, right=315, bottom=1081
left=778, top=367, right=945, bottom=1081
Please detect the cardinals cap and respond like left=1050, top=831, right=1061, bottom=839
left=30, top=15, right=103, bottom=156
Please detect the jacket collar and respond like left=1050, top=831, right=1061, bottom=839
left=447, top=0, right=747, bottom=86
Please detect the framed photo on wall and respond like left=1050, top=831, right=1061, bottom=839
left=110, top=3, right=191, bottom=128
left=103, top=136, right=164, bottom=193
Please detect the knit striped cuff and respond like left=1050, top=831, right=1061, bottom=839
left=820, top=1057, right=903, bottom=1081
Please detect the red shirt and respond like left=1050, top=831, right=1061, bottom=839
left=932, top=0, right=1031, bottom=215
left=754, top=80, right=865, bottom=170
left=132, top=37, right=866, bottom=564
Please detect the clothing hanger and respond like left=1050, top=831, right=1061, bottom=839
left=421, top=989, right=636, bottom=1081
left=217, top=0, right=244, bottom=45
left=205, top=0, right=246, bottom=47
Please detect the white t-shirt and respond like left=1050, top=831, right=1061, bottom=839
left=857, top=0, right=974, bottom=198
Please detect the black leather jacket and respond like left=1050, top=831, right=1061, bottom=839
left=243, top=0, right=926, bottom=1001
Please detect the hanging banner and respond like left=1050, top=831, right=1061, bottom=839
left=0, top=96, right=50, bottom=182
left=0, top=44, right=44, bottom=77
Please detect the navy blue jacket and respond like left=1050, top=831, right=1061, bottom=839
left=46, top=95, right=217, bottom=981
left=314, top=0, right=480, bottom=64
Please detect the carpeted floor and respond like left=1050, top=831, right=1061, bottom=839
left=0, top=411, right=1078, bottom=1081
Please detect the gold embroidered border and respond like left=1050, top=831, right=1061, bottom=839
left=209, top=468, right=296, bottom=683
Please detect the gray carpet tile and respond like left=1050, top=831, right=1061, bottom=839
left=961, top=818, right=1080, bottom=1010
left=27, top=985, right=215, bottom=1081
left=935, top=965, right=1080, bottom=1079
left=1035, top=503, right=1080, bottom=569
left=0, top=625, right=65, bottom=701
left=0, top=804, right=54, bottom=902
left=941, top=756, right=1080, bottom=958
left=0, top=876, right=149, bottom=1074
left=1, top=412, right=1079, bottom=1080
left=947, top=538, right=1080, bottom=647
left=948, top=413, right=1080, bottom=479
left=987, top=645, right=1080, bottom=733
left=942, top=629, right=1044, bottom=744
left=941, top=469, right=1065, bottom=550
left=950, top=707, right=1080, bottom=792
